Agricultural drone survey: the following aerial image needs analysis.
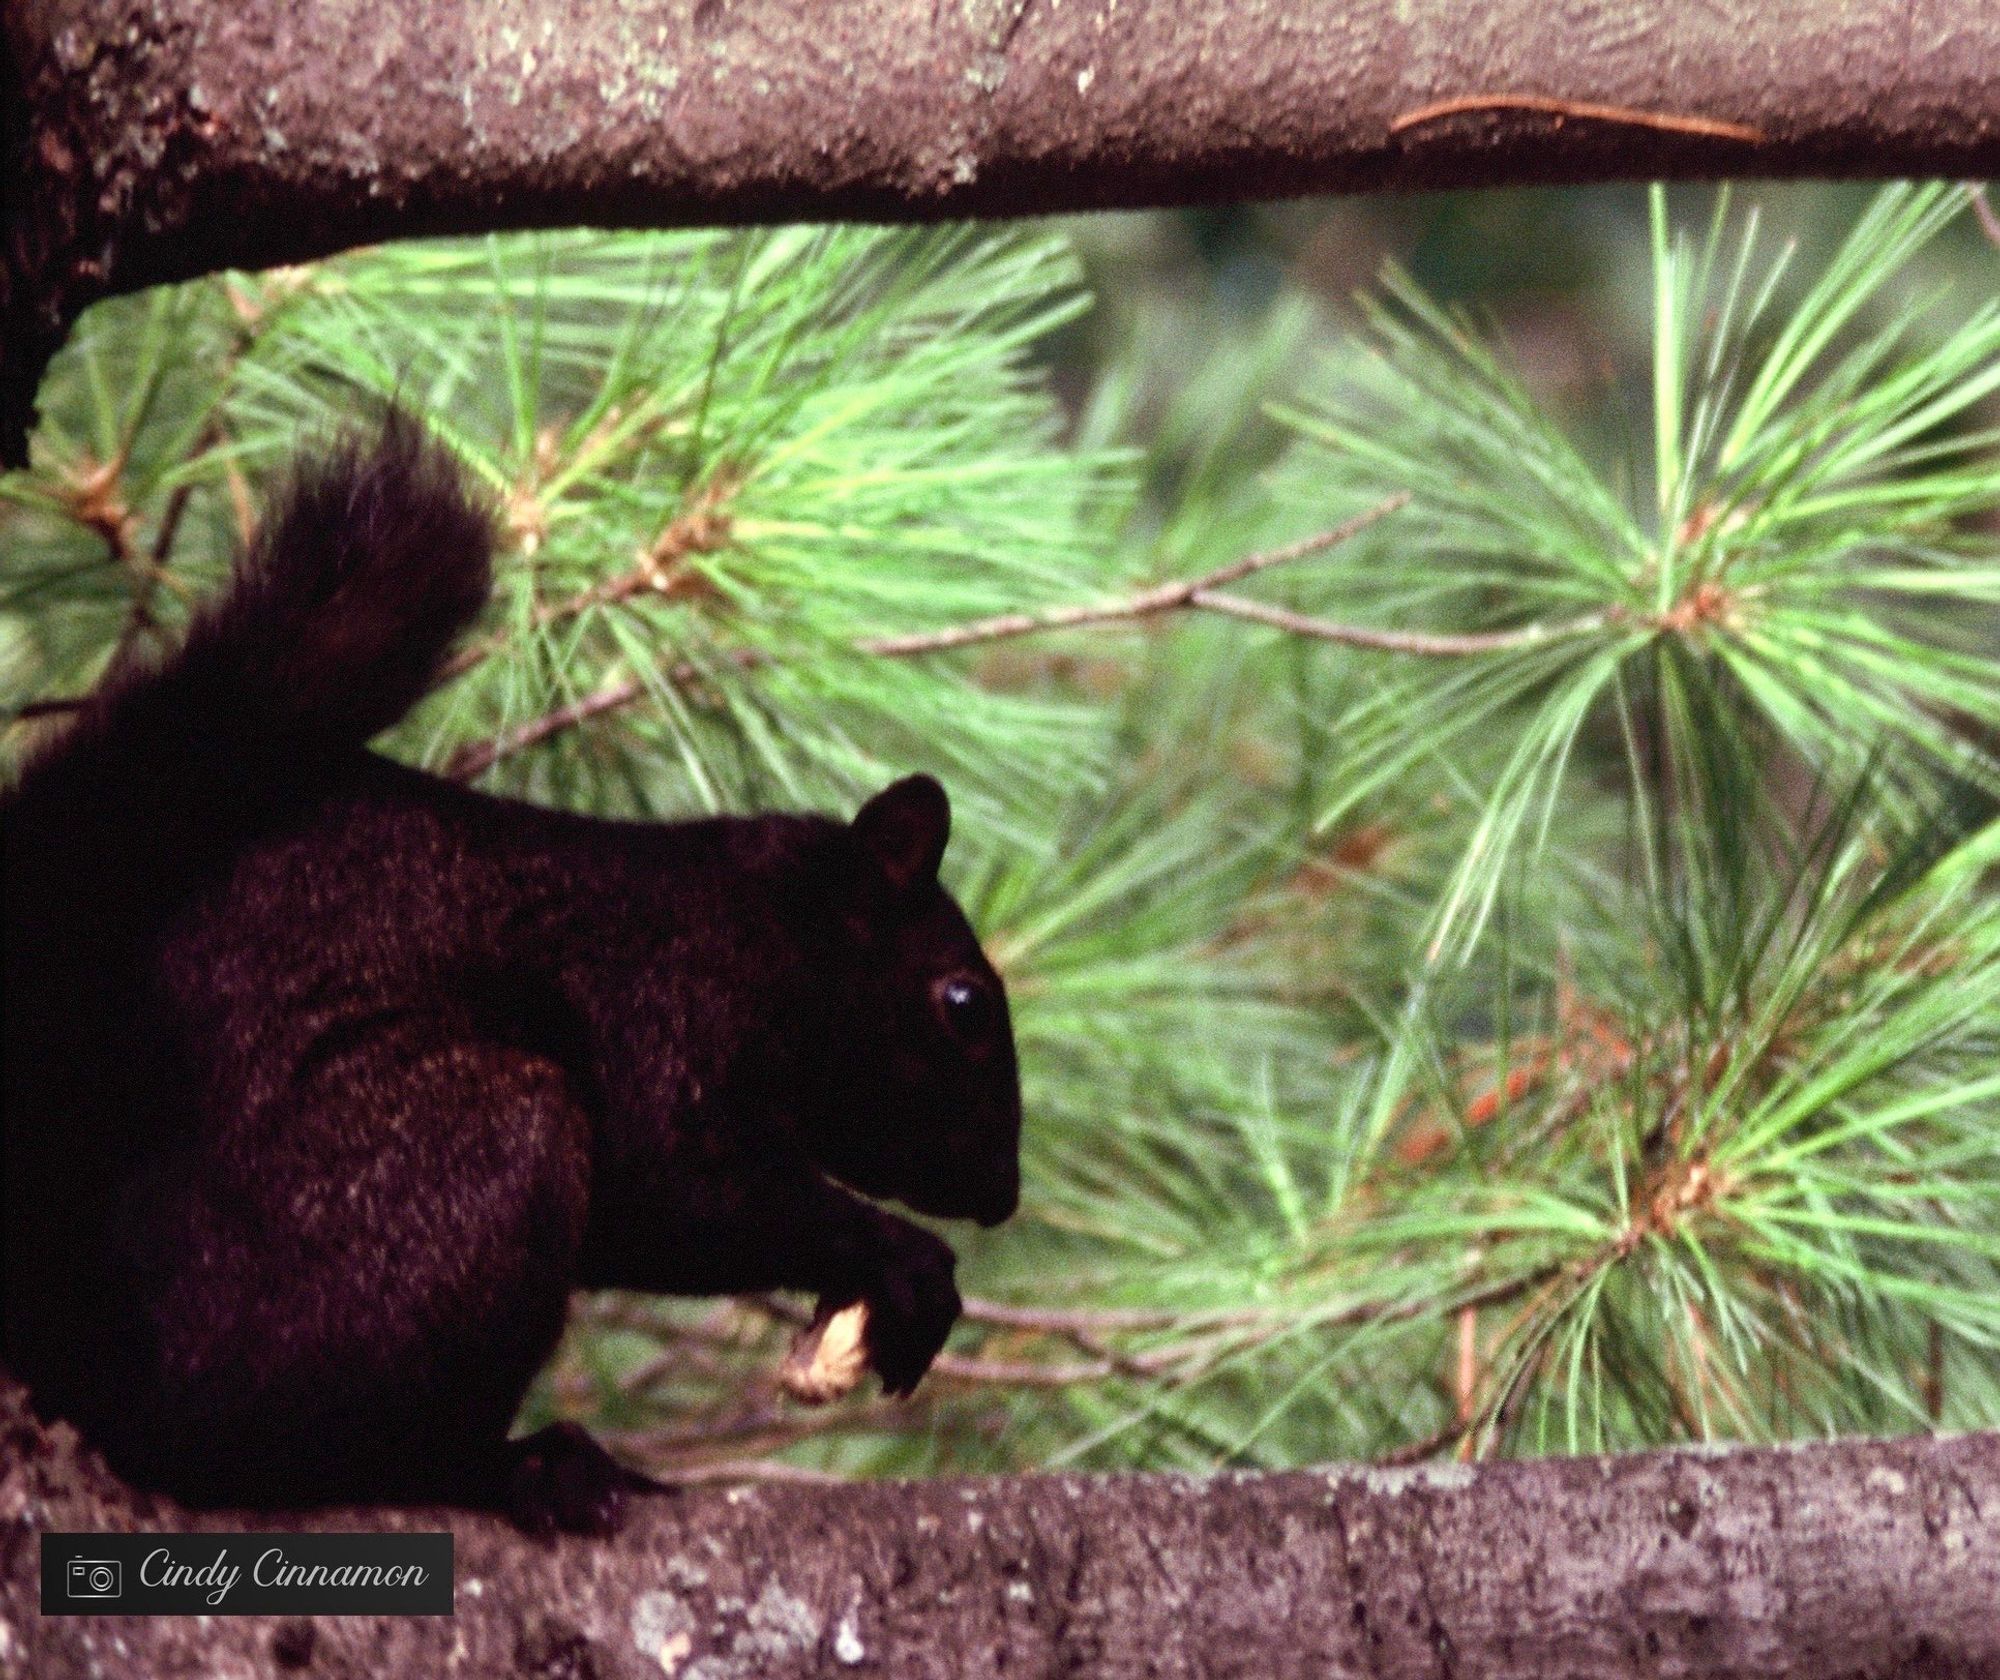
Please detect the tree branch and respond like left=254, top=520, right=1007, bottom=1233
left=435, top=493, right=1642, bottom=779
left=451, top=496, right=1586, bottom=779
left=6, top=1, right=2000, bottom=463
left=853, top=494, right=1412, bottom=657
left=1971, top=183, right=2000, bottom=248
left=7, top=1371, right=1997, bottom=1679
left=441, top=677, right=644, bottom=780
left=1190, top=592, right=1614, bottom=655
left=26, top=496, right=1425, bottom=773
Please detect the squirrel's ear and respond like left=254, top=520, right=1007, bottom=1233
left=853, top=774, right=950, bottom=891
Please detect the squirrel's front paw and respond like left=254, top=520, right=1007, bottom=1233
left=856, top=1226, right=961, bottom=1398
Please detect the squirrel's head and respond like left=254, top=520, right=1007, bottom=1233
left=807, top=775, right=1021, bottom=1228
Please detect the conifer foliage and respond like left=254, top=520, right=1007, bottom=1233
left=3, top=187, right=1996, bottom=1481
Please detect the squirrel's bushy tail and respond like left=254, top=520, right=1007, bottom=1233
left=120, top=412, right=495, bottom=756
left=3, top=411, right=494, bottom=1013
left=17, top=413, right=491, bottom=805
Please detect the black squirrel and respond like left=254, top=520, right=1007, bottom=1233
left=0, top=416, right=1021, bottom=1534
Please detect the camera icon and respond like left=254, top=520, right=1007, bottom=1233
left=67, top=1558, right=121, bottom=1599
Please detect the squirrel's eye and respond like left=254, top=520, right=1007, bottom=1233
left=933, top=974, right=997, bottom=1043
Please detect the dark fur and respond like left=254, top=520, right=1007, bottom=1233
left=1, top=419, right=1020, bottom=1533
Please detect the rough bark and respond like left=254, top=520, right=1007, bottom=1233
left=5, top=0, right=2000, bottom=463
left=3, top=1372, right=1998, bottom=1680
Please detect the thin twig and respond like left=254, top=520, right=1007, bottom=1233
left=437, top=480, right=737, bottom=685
left=1969, top=183, right=2000, bottom=250
left=1190, top=593, right=1614, bottom=655
left=114, top=417, right=232, bottom=666
left=110, top=515, right=193, bottom=665
left=450, top=496, right=1456, bottom=776
left=22, top=482, right=1606, bottom=778
left=9, top=696, right=87, bottom=720
left=736, top=1293, right=810, bottom=1328
left=1455, top=1305, right=1479, bottom=1424
left=854, top=494, right=1411, bottom=658
left=1373, top=1281, right=1571, bottom=1467
left=617, top=1344, right=741, bottom=1395
left=442, top=678, right=643, bottom=780
left=1390, top=94, right=1764, bottom=144
left=1372, top=1417, right=1473, bottom=1468
left=928, top=1352, right=1126, bottom=1386
left=961, top=1296, right=1269, bottom=1335
left=149, top=472, right=203, bottom=571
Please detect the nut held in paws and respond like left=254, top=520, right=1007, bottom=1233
left=779, top=1301, right=871, bottom=1404
left=776, top=1296, right=872, bottom=1408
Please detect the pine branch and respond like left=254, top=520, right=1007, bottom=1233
left=445, top=494, right=1649, bottom=781
left=434, top=476, right=737, bottom=686
left=854, top=495, right=1412, bottom=657
left=1191, top=593, right=1614, bottom=655
left=441, top=679, right=645, bottom=780
left=111, top=427, right=213, bottom=666
left=34, top=496, right=1427, bottom=768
